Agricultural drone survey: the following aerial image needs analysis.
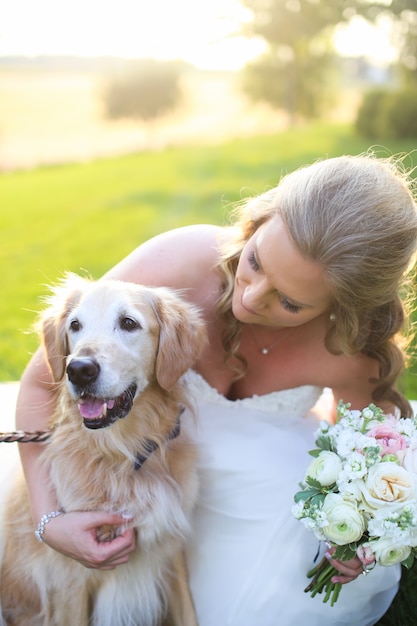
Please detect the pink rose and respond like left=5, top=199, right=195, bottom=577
left=367, top=422, right=407, bottom=456
left=357, top=544, right=376, bottom=568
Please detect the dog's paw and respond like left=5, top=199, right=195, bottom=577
left=95, top=524, right=120, bottom=543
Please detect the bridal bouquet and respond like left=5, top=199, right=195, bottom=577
left=292, top=401, right=417, bottom=606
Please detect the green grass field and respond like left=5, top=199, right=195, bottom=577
left=1, top=120, right=417, bottom=623
left=1, top=121, right=417, bottom=387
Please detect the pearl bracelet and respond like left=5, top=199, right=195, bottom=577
left=35, top=510, right=65, bottom=543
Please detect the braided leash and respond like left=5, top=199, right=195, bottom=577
left=0, top=429, right=53, bottom=443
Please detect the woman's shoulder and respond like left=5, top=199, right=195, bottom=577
left=105, top=224, right=230, bottom=291
left=315, top=350, right=382, bottom=411
left=147, top=224, right=228, bottom=255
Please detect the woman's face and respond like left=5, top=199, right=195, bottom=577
left=232, top=217, right=333, bottom=328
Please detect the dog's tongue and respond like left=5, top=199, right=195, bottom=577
left=78, top=397, right=115, bottom=419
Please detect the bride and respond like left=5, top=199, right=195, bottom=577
left=15, top=154, right=417, bottom=624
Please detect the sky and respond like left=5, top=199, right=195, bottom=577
left=0, top=0, right=397, bottom=71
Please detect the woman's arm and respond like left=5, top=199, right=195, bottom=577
left=16, top=348, right=58, bottom=520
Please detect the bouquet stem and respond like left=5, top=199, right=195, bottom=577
left=304, top=557, right=342, bottom=606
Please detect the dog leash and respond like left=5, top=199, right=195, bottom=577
left=1, top=404, right=184, bottom=449
left=0, top=406, right=184, bottom=447
left=0, top=429, right=53, bottom=443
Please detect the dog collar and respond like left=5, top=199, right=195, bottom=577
left=134, top=405, right=184, bottom=471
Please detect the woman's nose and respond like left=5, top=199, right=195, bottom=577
left=243, top=282, right=269, bottom=309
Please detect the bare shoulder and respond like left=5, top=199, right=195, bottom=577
left=104, top=224, right=229, bottom=291
left=322, top=351, right=382, bottom=411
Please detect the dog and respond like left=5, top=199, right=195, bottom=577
left=0, top=274, right=206, bottom=626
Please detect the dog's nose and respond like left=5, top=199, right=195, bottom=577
left=67, top=358, right=100, bottom=387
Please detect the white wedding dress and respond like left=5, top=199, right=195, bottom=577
left=183, top=371, right=400, bottom=626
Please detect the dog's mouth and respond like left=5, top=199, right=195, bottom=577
left=77, top=383, right=137, bottom=429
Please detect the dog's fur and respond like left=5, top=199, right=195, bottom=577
left=0, top=275, right=206, bottom=626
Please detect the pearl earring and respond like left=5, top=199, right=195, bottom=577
left=329, top=313, right=336, bottom=322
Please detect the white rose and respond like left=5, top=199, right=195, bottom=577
left=321, top=493, right=366, bottom=545
left=370, top=536, right=411, bottom=566
left=305, top=451, right=342, bottom=486
left=358, top=462, right=416, bottom=512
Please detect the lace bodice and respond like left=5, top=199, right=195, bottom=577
left=183, top=369, right=322, bottom=416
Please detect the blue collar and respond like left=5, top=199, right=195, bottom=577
left=134, top=406, right=184, bottom=471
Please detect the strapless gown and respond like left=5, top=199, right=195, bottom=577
left=183, top=371, right=400, bottom=626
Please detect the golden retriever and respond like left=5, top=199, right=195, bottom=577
left=0, top=274, right=206, bottom=626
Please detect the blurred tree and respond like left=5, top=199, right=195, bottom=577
left=240, top=0, right=352, bottom=120
left=389, top=1, right=417, bottom=82
left=240, top=0, right=417, bottom=120
left=242, top=0, right=348, bottom=47
left=242, top=39, right=336, bottom=122
left=352, top=1, right=417, bottom=83
left=103, top=59, right=183, bottom=122
left=355, top=88, right=390, bottom=139
left=356, top=85, right=417, bottom=138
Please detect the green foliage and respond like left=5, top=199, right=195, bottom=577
left=402, top=552, right=415, bottom=570
left=384, top=87, right=417, bottom=139
left=312, top=435, right=334, bottom=453
left=240, top=0, right=350, bottom=119
left=333, top=543, right=359, bottom=562
left=241, top=0, right=350, bottom=47
left=242, top=0, right=417, bottom=81
left=388, top=2, right=417, bottom=81
left=103, top=59, right=183, bottom=122
left=356, top=87, right=417, bottom=139
left=242, top=47, right=336, bottom=119
left=355, top=89, right=391, bottom=140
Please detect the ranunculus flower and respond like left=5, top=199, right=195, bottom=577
left=367, top=422, right=407, bottom=456
left=305, top=451, right=342, bottom=486
left=358, top=462, right=416, bottom=511
left=369, top=537, right=411, bottom=566
left=321, top=493, right=366, bottom=545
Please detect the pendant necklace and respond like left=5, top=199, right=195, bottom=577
left=249, top=326, right=290, bottom=356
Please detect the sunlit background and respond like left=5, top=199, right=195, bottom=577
left=0, top=0, right=263, bottom=70
left=0, top=0, right=407, bottom=170
left=0, top=0, right=396, bottom=68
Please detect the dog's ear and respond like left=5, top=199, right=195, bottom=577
left=37, top=274, right=87, bottom=382
left=151, top=290, right=207, bottom=391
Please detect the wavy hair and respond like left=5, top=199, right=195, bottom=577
left=215, top=154, right=417, bottom=416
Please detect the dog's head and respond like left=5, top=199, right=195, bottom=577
left=39, top=274, right=207, bottom=429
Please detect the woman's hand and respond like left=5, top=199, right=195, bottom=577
left=40, top=511, right=137, bottom=570
left=326, top=548, right=364, bottom=584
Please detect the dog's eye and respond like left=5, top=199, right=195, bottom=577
left=120, top=317, right=141, bottom=332
left=69, top=319, right=81, bottom=332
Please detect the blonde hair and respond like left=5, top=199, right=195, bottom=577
left=216, top=154, right=417, bottom=416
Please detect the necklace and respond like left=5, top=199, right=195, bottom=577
left=249, top=326, right=290, bottom=356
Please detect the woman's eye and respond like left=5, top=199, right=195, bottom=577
left=69, top=319, right=81, bottom=331
left=120, top=317, right=141, bottom=331
left=248, top=251, right=260, bottom=271
left=281, top=297, right=301, bottom=314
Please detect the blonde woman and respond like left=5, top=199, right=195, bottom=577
left=16, top=154, right=417, bottom=625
